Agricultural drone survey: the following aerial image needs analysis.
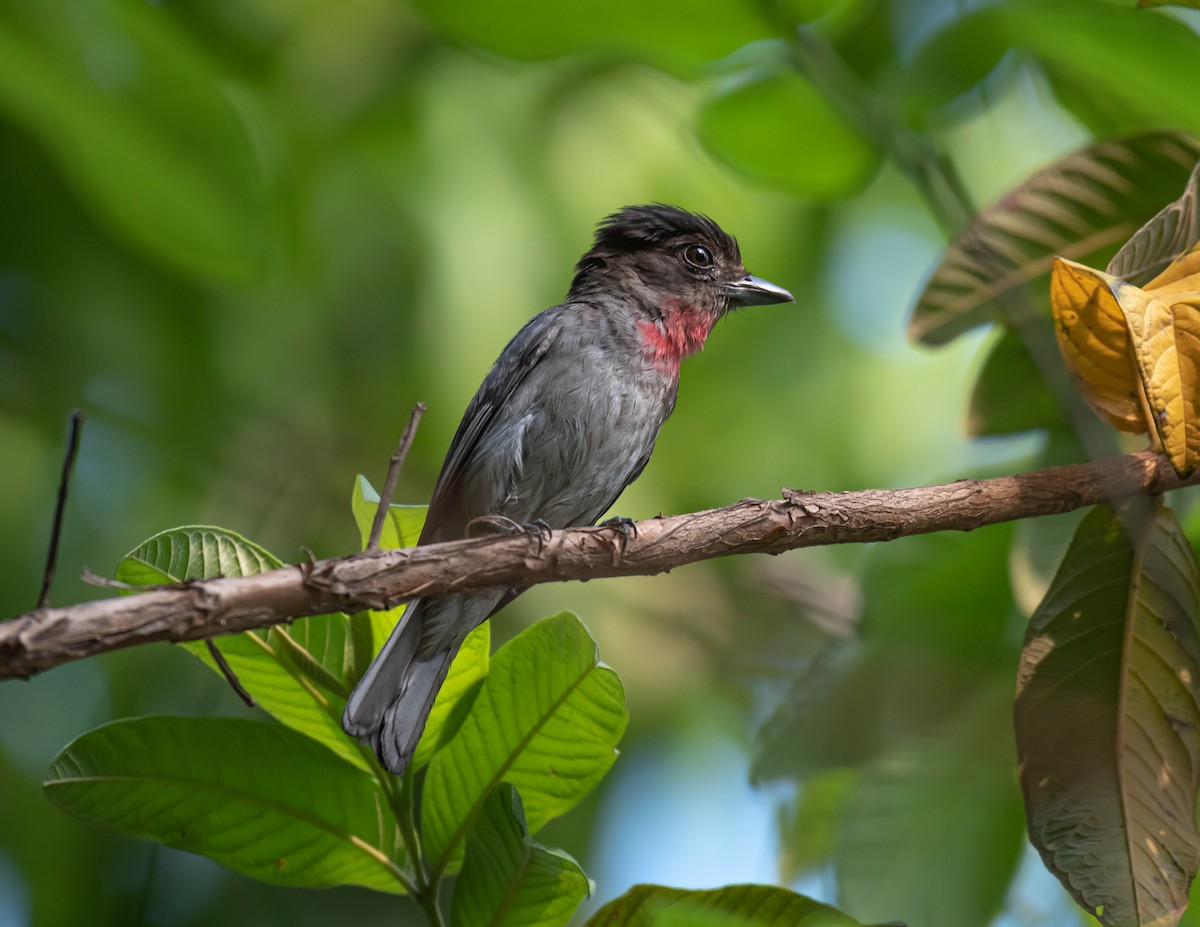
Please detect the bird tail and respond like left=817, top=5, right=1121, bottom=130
left=343, top=594, right=495, bottom=775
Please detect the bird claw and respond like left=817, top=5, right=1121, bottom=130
left=466, top=515, right=553, bottom=554
left=599, top=516, right=637, bottom=564
left=599, top=516, right=638, bottom=539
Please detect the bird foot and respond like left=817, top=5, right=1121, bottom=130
left=599, top=516, right=638, bottom=539
left=466, top=515, right=553, bottom=553
left=599, top=516, right=637, bottom=564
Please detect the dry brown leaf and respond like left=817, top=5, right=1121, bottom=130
left=1049, top=257, right=1144, bottom=432
left=1112, top=275, right=1200, bottom=477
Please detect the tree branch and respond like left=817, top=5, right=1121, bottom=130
left=2, top=450, right=1195, bottom=681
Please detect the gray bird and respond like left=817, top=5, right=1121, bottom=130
left=343, top=204, right=793, bottom=774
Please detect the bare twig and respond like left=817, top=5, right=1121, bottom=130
left=37, top=410, right=86, bottom=609
left=2, top=450, right=1196, bottom=681
left=204, top=640, right=256, bottom=707
left=368, top=403, right=426, bottom=551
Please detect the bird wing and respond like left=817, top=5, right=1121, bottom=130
left=420, top=306, right=566, bottom=543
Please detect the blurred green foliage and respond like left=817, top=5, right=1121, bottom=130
left=5, top=0, right=1200, bottom=925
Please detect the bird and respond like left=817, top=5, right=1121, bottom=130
left=343, top=204, right=794, bottom=774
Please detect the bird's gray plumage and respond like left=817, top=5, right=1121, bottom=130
left=343, top=204, right=792, bottom=774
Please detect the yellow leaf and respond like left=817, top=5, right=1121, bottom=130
left=1049, top=257, right=1144, bottom=432
left=1145, top=242, right=1200, bottom=296
left=1113, top=278, right=1200, bottom=476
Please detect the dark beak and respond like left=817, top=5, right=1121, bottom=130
left=722, top=274, right=794, bottom=307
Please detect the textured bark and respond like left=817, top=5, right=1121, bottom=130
left=1, top=450, right=1194, bottom=680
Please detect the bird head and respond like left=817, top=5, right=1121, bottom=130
left=568, top=204, right=794, bottom=314
left=568, top=205, right=793, bottom=368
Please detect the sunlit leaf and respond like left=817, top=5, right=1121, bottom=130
left=350, top=475, right=427, bottom=664
left=351, top=474, right=426, bottom=551
left=116, top=524, right=283, bottom=586
left=697, top=69, right=880, bottom=200
left=1110, top=276, right=1200, bottom=477
left=451, top=784, right=589, bottom=927
left=116, top=526, right=367, bottom=771
left=585, top=884, right=866, bottom=927
left=421, top=613, right=627, bottom=877
left=911, top=132, right=1200, bottom=345
left=1049, top=257, right=1145, bottom=433
left=45, top=717, right=405, bottom=893
left=412, top=622, right=490, bottom=770
left=1015, top=504, right=1200, bottom=927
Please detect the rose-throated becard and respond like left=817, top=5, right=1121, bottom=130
left=343, top=204, right=793, bottom=774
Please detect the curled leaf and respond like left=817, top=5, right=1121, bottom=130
left=1049, top=257, right=1144, bottom=432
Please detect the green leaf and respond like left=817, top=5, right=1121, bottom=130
left=350, top=476, right=427, bottom=666
left=778, top=769, right=857, bottom=883
left=405, top=0, right=776, bottom=73
left=115, top=524, right=283, bottom=586
left=697, top=69, right=880, bottom=201
left=421, top=613, right=628, bottom=878
left=117, top=526, right=367, bottom=771
left=451, top=783, right=589, bottom=927
left=910, top=132, right=1200, bottom=345
left=1015, top=504, right=1200, bottom=927
left=412, top=621, right=491, bottom=770
left=584, top=884, right=866, bottom=927
left=352, top=474, right=426, bottom=551
left=1138, top=0, right=1200, bottom=7
left=835, top=684, right=1025, bottom=927
left=967, top=329, right=1064, bottom=436
left=44, top=717, right=406, bottom=893
left=0, top=2, right=268, bottom=282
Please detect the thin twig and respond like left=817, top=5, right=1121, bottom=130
left=37, top=410, right=86, bottom=609
left=368, top=403, right=426, bottom=551
left=204, top=640, right=257, bottom=707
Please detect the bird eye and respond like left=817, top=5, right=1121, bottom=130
left=683, top=244, right=714, bottom=269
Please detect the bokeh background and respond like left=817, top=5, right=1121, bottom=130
left=3, top=1, right=1200, bottom=925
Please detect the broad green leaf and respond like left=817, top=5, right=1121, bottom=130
left=116, top=525, right=283, bottom=586
left=911, top=132, right=1200, bottom=345
left=422, top=613, right=627, bottom=878
left=351, top=475, right=427, bottom=662
left=1015, top=504, right=1200, bottom=927
left=1138, top=0, right=1200, bottom=7
left=1049, top=257, right=1145, bottom=433
left=0, top=2, right=267, bottom=282
left=117, top=526, right=366, bottom=771
left=585, top=884, right=865, bottom=927
left=967, top=329, right=1064, bottom=436
left=697, top=69, right=880, bottom=201
left=451, top=784, right=589, bottom=927
left=835, top=684, right=1025, bottom=927
left=405, top=0, right=775, bottom=73
left=44, top=717, right=406, bottom=893
left=412, top=622, right=491, bottom=770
